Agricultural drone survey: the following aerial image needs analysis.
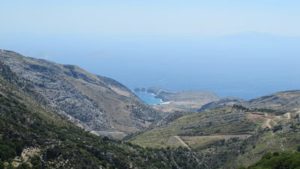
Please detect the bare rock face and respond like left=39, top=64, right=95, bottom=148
left=0, top=50, right=160, bottom=138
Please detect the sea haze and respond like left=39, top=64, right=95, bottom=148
left=1, top=33, right=300, bottom=99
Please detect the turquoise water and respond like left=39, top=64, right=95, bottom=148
left=135, top=92, right=162, bottom=105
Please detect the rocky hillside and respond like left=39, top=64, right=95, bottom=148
left=0, top=62, right=200, bottom=169
left=1, top=49, right=300, bottom=168
left=0, top=50, right=160, bottom=138
left=199, top=90, right=300, bottom=114
left=247, top=90, right=300, bottom=114
left=198, top=97, right=245, bottom=112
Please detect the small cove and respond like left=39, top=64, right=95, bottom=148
left=135, top=92, right=162, bottom=105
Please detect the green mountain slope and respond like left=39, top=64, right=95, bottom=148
left=131, top=106, right=257, bottom=148
left=131, top=98, right=300, bottom=168
left=243, top=151, right=300, bottom=169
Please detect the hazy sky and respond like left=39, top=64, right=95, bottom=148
left=1, top=0, right=300, bottom=37
left=1, top=1, right=300, bottom=99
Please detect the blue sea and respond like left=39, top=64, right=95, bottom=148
left=1, top=34, right=300, bottom=100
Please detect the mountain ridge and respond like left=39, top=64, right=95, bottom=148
left=0, top=50, right=161, bottom=139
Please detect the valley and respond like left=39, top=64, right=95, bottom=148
left=1, top=1, right=300, bottom=168
left=130, top=92, right=300, bottom=167
left=0, top=50, right=299, bottom=169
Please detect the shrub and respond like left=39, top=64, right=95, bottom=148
left=247, top=152, right=300, bottom=169
left=46, top=146, right=61, bottom=160
left=0, top=144, right=16, bottom=161
left=17, top=163, right=30, bottom=169
left=0, top=161, right=4, bottom=169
